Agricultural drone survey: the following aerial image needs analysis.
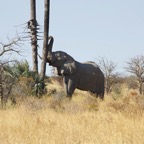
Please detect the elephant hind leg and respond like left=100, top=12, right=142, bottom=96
left=91, top=93, right=104, bottom=100
left=92, top=91, right=104, bottom=100
left=94, top=85, right=104, bottom=99
left=98, top=93, right=104, bottom=99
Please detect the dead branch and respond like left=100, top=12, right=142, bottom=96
left=125, top=55, right=144, bottom=94
left=0, top=37, right=22, bottom=57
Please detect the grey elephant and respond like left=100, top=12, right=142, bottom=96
left=47, top=36, right=105, bottom=99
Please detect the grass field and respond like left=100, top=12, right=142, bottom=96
left=0, top=83, right=144, bottom=144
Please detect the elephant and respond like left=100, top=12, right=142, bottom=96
left=47, top=36, right=105, bottom=99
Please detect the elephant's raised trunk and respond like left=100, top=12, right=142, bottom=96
left=48, top=36, right=54, bottom=52
left=47, top=36, right=54, bottom=63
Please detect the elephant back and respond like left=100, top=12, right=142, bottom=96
left=79, top=61, right=103, bottom=76
left=83, top=61, right=99, bottom=67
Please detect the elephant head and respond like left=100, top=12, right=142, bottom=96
left=47, top=36, right=77, bottom=75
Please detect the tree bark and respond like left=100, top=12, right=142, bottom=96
left=30, top=0, right=38, bottom=73
left=40, top=0, right=50, bottom=80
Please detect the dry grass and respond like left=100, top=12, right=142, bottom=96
left=1, top=82, right=144, bottom=144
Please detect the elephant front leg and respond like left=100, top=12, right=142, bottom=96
left=63, top=76, right=76, bottom=98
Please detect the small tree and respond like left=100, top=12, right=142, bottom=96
left=97, top=57, right=119, bottom=93
left=0, top=37, right=22, bottom=107
left=125, top=55, right=144, bottom=94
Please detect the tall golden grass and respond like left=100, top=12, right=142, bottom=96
left=0, top=83, right=144, bottom=144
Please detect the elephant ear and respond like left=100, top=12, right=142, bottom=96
left=59, top=60, right=77, bottom=75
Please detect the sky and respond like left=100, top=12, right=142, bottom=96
left=0, top=0, right=144, bottom=75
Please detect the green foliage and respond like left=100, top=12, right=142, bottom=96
left=0, top=60, right=49, bottom=106
left=31, top=76, right=46, bottom=97
left=2, top=60, right=30, bottom=80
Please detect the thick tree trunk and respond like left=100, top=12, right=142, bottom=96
left=40, top=0, right=50, bottom=80
left=30, top=0, right=38, bottom=73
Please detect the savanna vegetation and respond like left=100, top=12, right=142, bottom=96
left=1, top=45, right=144, bottom=144
left=1, top=0, right=144, bottom=144
left=0, top=78, right=144, bottom=144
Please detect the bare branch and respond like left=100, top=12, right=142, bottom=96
left=125, top=55, right=144, bottom=94
left=97, top=57, right=118, bottom=93
left=0, top=36, right=22, bottom=57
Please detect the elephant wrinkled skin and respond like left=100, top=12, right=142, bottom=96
left=47, top=36, right=105, bottom=99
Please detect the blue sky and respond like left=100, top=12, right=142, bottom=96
left=0, top=0, right=144, bottom=75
